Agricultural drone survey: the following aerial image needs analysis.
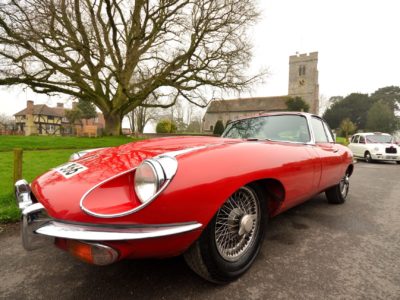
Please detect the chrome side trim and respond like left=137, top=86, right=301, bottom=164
left=35, top=220, right=202, bottom=241
left=158, top=146, right=206, bottom=158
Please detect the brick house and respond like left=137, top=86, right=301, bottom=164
left=14, top=100, right=105, bottom=136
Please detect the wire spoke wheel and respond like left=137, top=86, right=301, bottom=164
left=214, top=186, right=261, bottom=262
left=339, top=175, right=350, bottom=198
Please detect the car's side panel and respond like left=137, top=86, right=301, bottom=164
left=311, top=142, right=346, bottom=190
left=33, top=141, right=320, bottom=226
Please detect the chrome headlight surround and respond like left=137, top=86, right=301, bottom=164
left=134, top=156, right=178, bottom=204
left=80, top=154, right=178, bottom=218
left=134, top=160, right=165, bottom=204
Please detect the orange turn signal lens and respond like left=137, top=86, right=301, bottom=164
left=66, top=240, right=119, bottom=266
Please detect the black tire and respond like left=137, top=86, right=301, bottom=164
left=326, top=174, right=350, bottom=204
left=396, top=161, right=400, bottom=164
left=184, top=185, right=266, bottom=284
left=364, top=151, right=372, bottom=163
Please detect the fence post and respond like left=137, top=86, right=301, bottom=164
left=13, top=148, right=23, bottom=183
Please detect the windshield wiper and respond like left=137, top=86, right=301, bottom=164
left=245, top=138, right=273, bottom=142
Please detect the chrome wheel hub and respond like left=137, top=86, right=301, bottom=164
left=340, top=175, right=350, bottom=198
left=214, top=186, right=260, bottom=262
left=239, top=214, right=256, bottom=236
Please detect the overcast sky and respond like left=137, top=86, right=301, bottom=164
left=1, top=0, right=399, bottom=117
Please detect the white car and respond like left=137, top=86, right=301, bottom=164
left=348, top=132, right=400, bottom=164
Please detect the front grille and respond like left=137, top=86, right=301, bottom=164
left=386, top=147, right=397, bottom=154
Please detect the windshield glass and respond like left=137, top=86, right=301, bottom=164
left=366, top=134, right=393, bottom=143
left=222, top=115, right=310, bottom=143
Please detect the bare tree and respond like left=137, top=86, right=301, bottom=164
left=0, top=0, right=263, bottom=135
left=0, top=113, right=13, bottom=126
left=0, top=112, right=15, bottom=132
left=126, top=95, right=160, bottom=134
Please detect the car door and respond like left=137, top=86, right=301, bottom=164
left=348, top=135, right=360, bottom=157
left=357, top=135, right=367, bottom=157
left=310, top=117, right=344, bottom=190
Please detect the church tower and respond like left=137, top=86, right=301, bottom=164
left=288, top=52, right=319, bottom=114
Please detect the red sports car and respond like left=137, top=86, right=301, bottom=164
left=15, top=112, right=353, bottom=283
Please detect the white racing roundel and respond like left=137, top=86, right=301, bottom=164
left=54, top=162, right=88, bottom=179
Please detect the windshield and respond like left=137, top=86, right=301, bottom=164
left=222, top=115, right=310, bottom=143
left=366, top=134, right=393, bottom=143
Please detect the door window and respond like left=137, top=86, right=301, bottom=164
left=311, top=117, right=328, bottom=143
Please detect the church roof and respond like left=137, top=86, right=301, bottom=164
left=206, top=96, right=289, bottom=113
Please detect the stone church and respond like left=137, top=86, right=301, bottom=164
left=202, top=52, right=319, bottom=132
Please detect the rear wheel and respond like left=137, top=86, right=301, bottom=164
left=326, top=174, right=350, bottom=204
left=364, top=151, right=372, bottom=163
left=184, top=185, right=266, bottom=283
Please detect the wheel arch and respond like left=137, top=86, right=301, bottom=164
left=346, top=164, right=354, bottom=177
left=246, top=178, right=285, bottom=217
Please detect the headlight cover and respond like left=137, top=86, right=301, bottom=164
left=134, top=161, right=164, bottom=204
left=134, top=156, right=178, bottom=204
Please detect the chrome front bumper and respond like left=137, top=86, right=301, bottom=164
left=15, top=180, right=202, bottom=251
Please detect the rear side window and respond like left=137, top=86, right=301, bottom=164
left=322, top=121, right=335, bottom=143
left=359, top=136, right=365, bottom=144
left=311, top=117, right=328, bottom=143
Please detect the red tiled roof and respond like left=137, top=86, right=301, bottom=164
left=14, top=104, right=65, bottom=117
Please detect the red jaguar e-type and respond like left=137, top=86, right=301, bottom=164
left=15, top=112, right=353, bottom=283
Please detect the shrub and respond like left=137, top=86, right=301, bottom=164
left=156, top=119, right=177, bottom=133
left=213, top=120, right=225, bottom=135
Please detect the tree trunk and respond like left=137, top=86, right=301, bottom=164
left=104, top=113, right=122, bottom=136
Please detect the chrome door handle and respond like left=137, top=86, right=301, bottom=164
left=333, top=148, right=339, bottom=153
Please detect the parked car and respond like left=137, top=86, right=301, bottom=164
left=348, top=132, right=400, bottom=164
left=15, top=112, right=354, bottom=283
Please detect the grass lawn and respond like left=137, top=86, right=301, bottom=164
left=0, top=135, right=137, bottom=152
left=336, top=136, right=349, bottom=146
left=0, top=150, right=80, bottom=222
left=0, top=135, right=142, bottom=222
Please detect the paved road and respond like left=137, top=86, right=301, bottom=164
left=1, top=162, right=399, bottom=300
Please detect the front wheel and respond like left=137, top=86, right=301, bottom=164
left=325, top=174, right=350, bottom=204
left=364, top=152, right=372, bottom=163
left=396, top=161, right=400, bottom=164
left=184, top=185, right=266, bottom=283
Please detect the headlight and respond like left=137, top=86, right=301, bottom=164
left=134, top=160, right=165, bottom=204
